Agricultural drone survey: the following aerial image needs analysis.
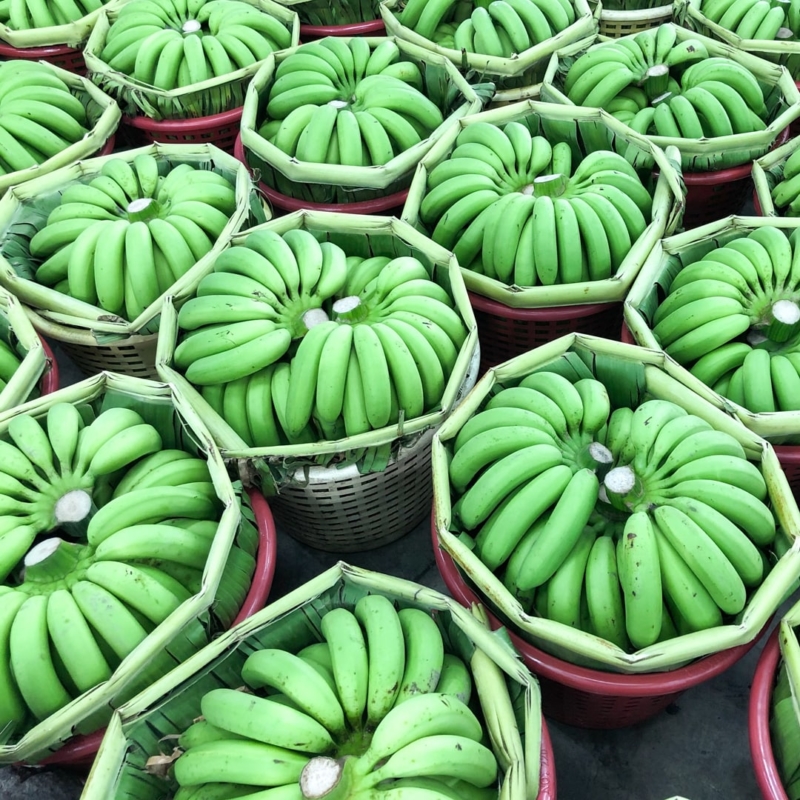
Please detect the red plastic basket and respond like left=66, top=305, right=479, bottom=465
left=299, top=17, right=385, bottom=39
left=122, top=106, right=243, bottom=153
left=468, top=291, right=622, bottom=375
left=432, top=512, right=768, bottom=729
left=39, top=336, right=59, bottom=395
left=233, top=133, right=409, bottom=216
left=32, top=487, right=278, bottom=769
left=749, top=628, right=787, bottom=800
left=0, top=40, right=86, bottom=73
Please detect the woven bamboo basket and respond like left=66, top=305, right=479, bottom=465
left=432, top=332, right=800, bottom=673
left=0, top=143, right=261, bottom=379
left=157, top=210, right=479, bottom=551
left=78, top=563, right=555, bottom=800
left=594, top=2, right=673, bottom=37
left=0, top=372, right=258, bottom=765
left=624, top=215, right=800, bottom=467
left=0, top=61, right=120, bottom=198
left=238, top=37, right=482, bottom=207
left=401, top=100, right=685, bottom=371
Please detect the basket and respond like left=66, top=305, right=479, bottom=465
left=31, top=487, right=278, bottom=769
left=39, top=337, right=58, bottom=395
left=45, top=331, right=160, bottom=380
left=749, top=627, right=787, bottom=800
left=594, top=3, right=673, bottom=37
left=433, top=517, right=768, bottom=729
left=469, top=291, right=623, bottom=374
left=79, top=563, right=554, bottom=800
left=122, top=107, right=243, bottom=154
left=300, top=17, right=385, bottom=39
left=0, top=40, right=85, bottom=73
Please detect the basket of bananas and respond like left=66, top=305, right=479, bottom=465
left=379, top=0, right=598, bottom=94
left=156, top=209, right=479, bottom=552
left=237, top=37, right=483, bottom=210
left=0, top=370, right=277, bottom=765
left=754, top=133, right=800, bottom=217
left=541, top=23, right=800, bottom=226
left=83, top=0, right=300, bottom=129
left=0, top=142, right=262, bottom=380
left=0, top=0, right=114, bottom=73
left=753, top=594, right=800, bottom=800
left=0, top=288, right=58, bottom=412
left=78, top=562, right=555, bottom=800
left=431, top=333, right=800, bottom=695
left=0, top=59, right=121, bottom=198
left=401, top=98, right=685, bottom=372
left=624, top=215, right=800, bottom=493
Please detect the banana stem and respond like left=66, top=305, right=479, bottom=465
left=766, top=300, right=800, bottom=343
left=23, top=537, right=84, bottom=583
left=332, top=297, right=369, bottom=323
left=603, top=465, right=647, bottom=512
left=532, top=174, right=568, bottom=197
left=576, top=441, right=614, bottom=479
left=182, top=19, right=201, bottom=32
left=54, top=489, right=96, bottom=540
left=126, top=198, right=161, bottom=222
left=300, top=756, right=357, bottom=800
left=645, top=65, right=670, bottom=99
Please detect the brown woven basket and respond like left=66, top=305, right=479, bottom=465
left=595, top=3, right=672, bottom=37
left=46, top=329, right=159, bottom=379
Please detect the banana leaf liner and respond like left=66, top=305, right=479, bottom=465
left=238, top=37, right=483, bottom=206
left=270, top=0, right=382, bottom=26
left=83, top=0, right=301, bottom=120
left=379, top=0, right=599, bottom=90
left=0, top=143, right=264, bottom=349
left=0, top=1, right=111, bottom=48
left=79, top=563, right=545, bottom=800
left=0, top=371, right=261, bottom=764
left=675, top=0, right=800, bottom=78
left=540, top=23, right=800, bottom=170
left=0, top=288, right=49, bottom=412
left=0, top=62, right=121, bottom=199
left=624, top=214, right=800, bottom=442
left=753, top=132, right=800, bottom=217
left=401, top=99, right=685, bottom=309
left=156, top=209, right=479, bottom=487
left=432, top=332, right=800, bottom=673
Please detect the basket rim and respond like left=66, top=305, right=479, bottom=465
left=299, top=18, right=384, bottom=34
left=0, top=40, right=79, bottom=55
left=124, top=106, right=244, bottom=133
left=748, top=628, right=788, bottom=800
left=468, top=290, right=619, bottom=319
left=24, top=485, right=276, bottom=768
left=432, top=509, right=768, bottom=692
left=39, top=336, right=59, bottom=395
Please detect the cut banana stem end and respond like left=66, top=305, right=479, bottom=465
left=766, top=300, right=800, bottom=343
left=332, top=297, right=368, bottom=323
left=23, top=537, right=82, bottom=583
left=127, top=198, right=160, bottom=223
left=533, top=174, right=568, bottom=198
left=183, top=20, right=202, bottom=33
left=303, top=308, right=332, bottom=329
left=645, top=65, right=670, bottom=98
left=54, top=488, right=95, bottom=539
left=576, top=442, right=614, bottom=477
left=603, top=465, right=647, bottom=513
left=300, top=756, right=352, bottom=800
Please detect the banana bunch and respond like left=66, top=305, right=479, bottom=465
left=99, top=0, right=291, bottom=87
left=172, top=597, right=500, bottom=799
left=564, top=26, right=768, bottom=147
left=0, top=406, right=261, bottom=738
left=449, top=371, right=776, bottom=650
left=0, top=61, right=91, bottom=177
left=27, top=154, right=237, bottom=321
left=175, top=231, right=468, bottom=443
left=0, top=0, right=105, bottom=28
left=771, top=148, right=800, bottom=215
left=648, top=226, right=800, bottom=413
left=256, top=39, right=445, bottom=167
left=699, top=0, right=796, bottom=41
left=420, top=121, right=653, bottom=285
left=398, top=0, right=575, bottom=56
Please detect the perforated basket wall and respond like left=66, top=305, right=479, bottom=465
left=595, top=3, right=673, bottom=37
left=0, top=41, right=86, bottom=73
left=122, top=106, right=244, bottom=153
left=46, top=330, right=160, bottom=380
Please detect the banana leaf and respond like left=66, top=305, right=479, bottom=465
left=238, top=37, right=483, bottom=205
left=624, top=214, right=800, bottom=442
left=0, top=288, right=49, bottom=413
left=676, top=0, right=800, bottom=78
left=83, top=0, right=301, bottom=120
left=540, top=23, right=800, bottom=170
left=380, top=0, right=599, bottom=90
left=401, top=99, right=685, bottom=308
left=0, top=62, right=121, bottom=199
left=0, top=1, right=109, bottom=48
left=753, top=133, right=800, bottom=217
left=0, top=371, right=250, bottom=764
left=79, top=563, right=545, bottom=800
left=0, top=143, right=264, bottom=344
left=156, top=210, right=480, bottom=486
left=432, top=332, right=800, bottom=672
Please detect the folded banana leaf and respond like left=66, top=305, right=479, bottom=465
left=83, top=0, right=300, bottom=120
left=432, top=332, right=800, bottom=672
left=79, top=563, right=546, bottom=800
left=753, top=134, right=800, bottom=217
left=401, top=98, right=685, bottom=308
